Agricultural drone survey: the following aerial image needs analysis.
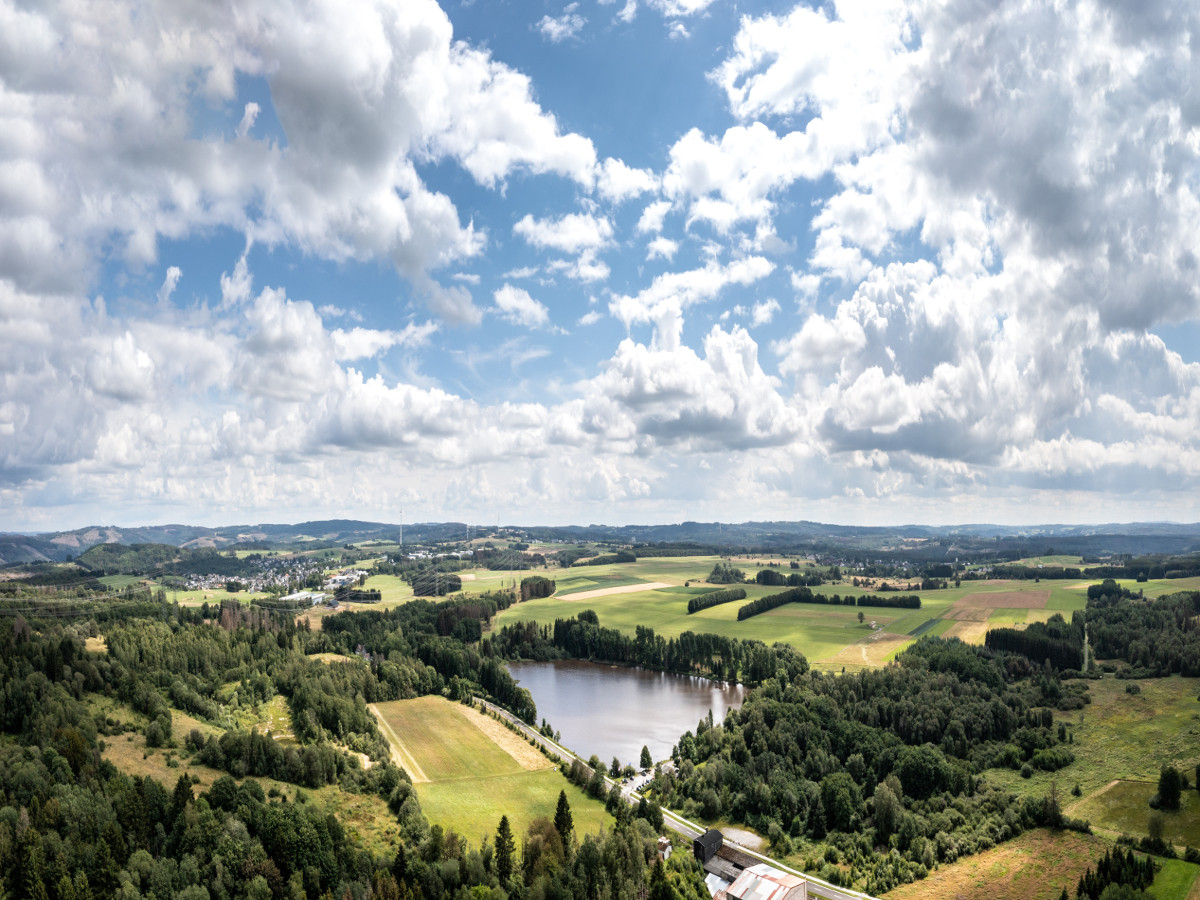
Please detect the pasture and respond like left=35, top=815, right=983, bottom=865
left=371, top=696, right=611, bottom=842
left=491, top=556, right=1095, bottom=670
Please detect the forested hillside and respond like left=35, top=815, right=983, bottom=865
left=0, top=593, right=709, bottom=899
left=642, top=638, right=1085, bottom=894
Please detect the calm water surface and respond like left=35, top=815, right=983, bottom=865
left=506, top=659, right=747, bottom=765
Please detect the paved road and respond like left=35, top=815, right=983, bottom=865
left=471, top=697, right=879, bottom=900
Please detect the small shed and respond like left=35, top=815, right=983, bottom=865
left=693, top=829, right=723, bottom=863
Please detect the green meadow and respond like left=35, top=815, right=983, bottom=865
left=372, top=696, right=611, bottom=843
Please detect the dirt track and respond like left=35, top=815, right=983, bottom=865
left=559, top=582, right=671, bottom=601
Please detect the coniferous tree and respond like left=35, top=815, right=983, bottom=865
left=495, top=815, right=514, bottom=884
left=554, top=790, right=574, bottom=847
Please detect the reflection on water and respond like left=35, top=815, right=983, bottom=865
left=506, top=659, right=747, bottom=765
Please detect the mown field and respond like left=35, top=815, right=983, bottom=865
left=371, top=696, right=611, bottom=843
left=491, top=556, right=1100, bottom=670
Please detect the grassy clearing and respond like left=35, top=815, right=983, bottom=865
left=99, top=574, right=145, bottom=589
left=361, top=573, right=415, bottom=604
left=155, top=586, right=268, bottom=605
left=92, top=695, right=401, bottom=853
left=1071, top=782, right=1200, bottom=848
left=223, top=693, right=295, bottom=741
left=84, top=635, right=108, bottom=654
left=885, top=828, right=1110, bottom=900
left=987, top=676, right=1200, bottom=808
left=309, top=652, right=362, bottom=664
left=372, top=696, right=611, bottom=842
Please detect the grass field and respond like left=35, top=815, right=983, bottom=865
left=491, top=556, right=1098, bottom=669
left=1151, top=858, right=1200, bottom=900
left=361, top=573, right=416, bottom=604
left=987, top=675, right=1200, bottom=807
left=884, top=828, right=1197, bottom=900
left=98, top=574, right=146, bottom=589
left=371, top=696, right=611, bottom=842
left=1071, top=782, right=1200, bottom=848
left=155, top=586, right=268, bottom=605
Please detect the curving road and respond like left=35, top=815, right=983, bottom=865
left=471, top=697, right=880, bottom=900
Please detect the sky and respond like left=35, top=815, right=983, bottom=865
left=3, top=0, right=1200, bottom=532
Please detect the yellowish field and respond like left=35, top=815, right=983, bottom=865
left=944, top=620, right=990, bottom=644
left=84, top=635, right=108, bottom=653
left=821, top=632, right=912, bottom=667
left=885, top=828, right=1110, bottom=900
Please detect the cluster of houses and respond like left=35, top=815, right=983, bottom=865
left=181, top=555, right=328, bottom=595
left=324, top=570, right=368, bottom=590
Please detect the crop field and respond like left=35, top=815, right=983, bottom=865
left=491, top=556, right=1097, bottom=668
left=883, top=828, right=1194, bottom=900
left=371, top=696, right=611, bottom=842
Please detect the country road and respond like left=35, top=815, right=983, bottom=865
left=471, top=697, right=880, bottom=900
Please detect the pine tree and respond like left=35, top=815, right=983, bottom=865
left=649, top=858, right=672, bottom=900
left=554, top=790, right=574, bottom=847
left=495, top=815, right=515, bottom=884
left=641, top=745, right=653, bottom=769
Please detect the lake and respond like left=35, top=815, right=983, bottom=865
left=506, top=659, right=747, bottom=766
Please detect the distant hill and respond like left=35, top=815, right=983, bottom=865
left=3, top=518, right=1200, bottom=566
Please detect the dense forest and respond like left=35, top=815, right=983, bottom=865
left=984, top=590, right=1200, bottom=677
left=645, top=637, right=1087, bottom=894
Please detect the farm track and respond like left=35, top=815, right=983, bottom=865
left=557, top=581, right=671, bottom=601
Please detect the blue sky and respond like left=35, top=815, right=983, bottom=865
left=3, top=0, right=1200, bottom=531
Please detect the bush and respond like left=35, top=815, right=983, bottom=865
left=1020, top=763, right=1033, bottom=779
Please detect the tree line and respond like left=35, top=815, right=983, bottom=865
left=686, top=587, right=746, bottom=614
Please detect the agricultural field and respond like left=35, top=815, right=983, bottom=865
left=884, top=828, right=1198, bottom=900
left=370, top=696, right=611, bottom=843
left=491, top=556, right=1097, bottom=670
